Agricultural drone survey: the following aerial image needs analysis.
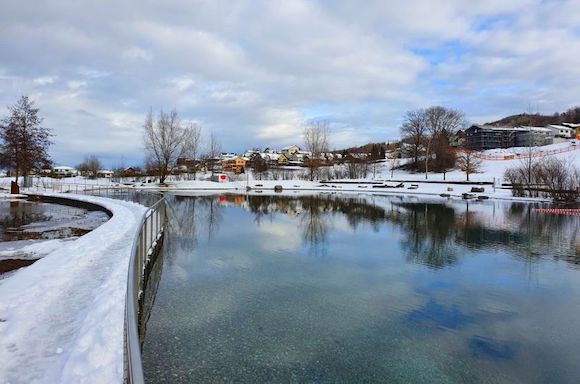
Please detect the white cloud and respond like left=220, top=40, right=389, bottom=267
left=0, top=0, right=579, bottom=166
left=32, top=76, right=57, bottom=86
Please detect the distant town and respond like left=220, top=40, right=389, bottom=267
left=33, top=120, right=580, bottom=180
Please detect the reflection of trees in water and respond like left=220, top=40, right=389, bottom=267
left=245, top=194, right=396, bottom=255
left=164, top=195, right=223, bottom=265
left=204, top=198, right=222, bottom=241
left=395, top=202, right=459, bottom=269
left=165, top=194, right=580, bottom=269
left=395, top=200, right=579, bottom=268
left=140, top=247, right=164, bottom=342
left=299, top=196, right=329, bottom=257
left=454, top=202, right=580, bottom=266
left=506, top=203, right=579, bottom=265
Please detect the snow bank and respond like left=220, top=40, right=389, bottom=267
left=0, top=193, right=147, bottom=384
left=0, top=238, right=74, bottom=261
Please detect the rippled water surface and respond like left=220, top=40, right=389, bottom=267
left=143, top=194, right=580, bottom=383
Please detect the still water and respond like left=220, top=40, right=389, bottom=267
left=142, top=193, right=580, bottom=383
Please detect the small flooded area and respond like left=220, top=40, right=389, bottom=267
left=0, top=199, right=109, bottom=274
left=142, top=193, right=580, bottom=384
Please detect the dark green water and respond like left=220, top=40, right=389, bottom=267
left=142, top=194, right=580, bottom=383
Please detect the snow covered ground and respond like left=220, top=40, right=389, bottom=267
left=138, top=141, right=579, bottom=202
left=0, top=194, right=147, bottom=384
left=480, top=140, right=578, bottom=157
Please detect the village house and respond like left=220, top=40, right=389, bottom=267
left=222, top=156, right=247, bottom=174
left=548, top=125, right=575, bottom=139
left=52, top=166, right=78, bottom=177
left=281, top=145, right=301, bottom=157
left=277, top=153, right=289, bottom=165
left=97, top=170, right=114, bottom=178
left=121, top=167, right=143, bottom=177
left=176, top=157, right=205, bottom=173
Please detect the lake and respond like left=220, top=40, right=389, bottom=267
left=142, top=193, right=580, bottom=383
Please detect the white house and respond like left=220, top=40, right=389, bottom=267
left=97, top=169, right=114, bottom=178
left=281, top=145, right=301, bottom=157
left=548, top=125, right=575, bottom=139
left=53, top=166, right=78, bottom=177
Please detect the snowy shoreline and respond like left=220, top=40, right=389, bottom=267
left=136, top=179, right=553, bottom=203
left=0, top=193, right=147, bottom=384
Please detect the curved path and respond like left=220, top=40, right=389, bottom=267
left=0, top=193, right=146, bottom=384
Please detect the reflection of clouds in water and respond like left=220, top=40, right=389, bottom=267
left=146, top=193, right=580, bottom=383
left=168, top=263, right=190, bottom=282
left=469, top=336, right=517, bottom=360
left=408, top=299, right=473, bottom=330
left=255, top=219, right=302, bottom=251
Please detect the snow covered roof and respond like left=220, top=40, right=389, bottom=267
left=548, top=125, right=575, bottom=131
left=53, top=166, right=76, bottom=170
left=518, top=126, right=552, bottom=133
left=561, top=122, right=580, bottom=128
left=468, top=125, right=551, bottom=133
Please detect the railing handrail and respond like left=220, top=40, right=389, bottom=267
left=125, top=195, right=167, bottom=384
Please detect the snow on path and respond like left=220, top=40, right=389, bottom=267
left=0, top=194, right=147, bottom=384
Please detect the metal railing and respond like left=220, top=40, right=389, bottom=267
left=125, top=197, right=167, bottom=384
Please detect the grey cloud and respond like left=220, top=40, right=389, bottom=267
left=0, top=0, right=579, bottom=167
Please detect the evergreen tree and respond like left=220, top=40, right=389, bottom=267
left=0, top=96, right=52, bottom=183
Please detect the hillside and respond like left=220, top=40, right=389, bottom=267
left=487, top=106, right=580, bottom=127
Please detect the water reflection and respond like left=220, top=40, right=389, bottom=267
left=142, top=193, right=580, bottom=384
left=165, top=194, right=579, bottom=269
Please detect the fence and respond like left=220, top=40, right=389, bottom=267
left=125, top=197, right=167, bottom=384
left=474, top=143, right=579, bottom=161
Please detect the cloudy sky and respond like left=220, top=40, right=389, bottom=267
left=1, top=0, right=580, bottom=167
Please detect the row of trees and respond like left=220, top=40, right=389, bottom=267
left=504, top=150, right=579, bottom=201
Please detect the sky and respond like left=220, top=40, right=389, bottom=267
left=1, top=0, right=580, bottom=168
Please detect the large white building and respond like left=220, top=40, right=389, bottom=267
left=53, top=166, right=78, bottom=177
left=548, top=125, right=576, bottom=139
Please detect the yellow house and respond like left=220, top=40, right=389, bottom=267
left=277, top=153, right=289, bottom=165
left=222, top=157, right=247, bottom=174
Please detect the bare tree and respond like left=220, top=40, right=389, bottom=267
left=206, top=132, right=221, bottom=175
left=183, top=123, right=202, bottom=180
left=77, top=154, right=102, bottom=179
left=424, top=106, right=466, bottom=179
left=538, top=157, right=579, bottom=201
left=400, top=109, right=427, bottom=170
left=504, top=150, right=578, bottom=201
left=144, top=108, right=196, bottom=183
left=386, top=149, right=400, bottom=179
left=303, top=120, right=329, bottom=181
left=0, top=96, right=52, bottom=186
left=251, top=154, right=268, bottom=180
left=456, top=149, right=482, bottom=181
left=346, top=156, right=369, bottom=179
